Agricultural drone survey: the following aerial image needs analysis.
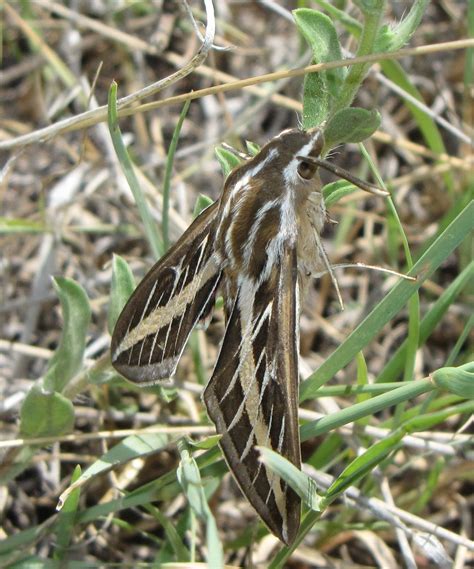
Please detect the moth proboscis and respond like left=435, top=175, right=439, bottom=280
left=111, top=127, right=387, bottom=544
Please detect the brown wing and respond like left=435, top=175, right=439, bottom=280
left=203, top=245, right=301, bottom=544
left=111, top=201, right=221, bottom=384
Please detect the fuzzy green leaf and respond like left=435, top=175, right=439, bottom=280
left=294, top=8, right=345, bottom=96
left=294, top=9, right=346, bottom=127
left=375, top=0, right=429, bottom=53
left=108, top=254, right=135, bottom=334
left=43, top=277, right=91, bottom=393
left=301, top=73, right=330, bottom=130
left=324, top=107, right=381, bottom=148
left=19, top=386, right=75, bottom=438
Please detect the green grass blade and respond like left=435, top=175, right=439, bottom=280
left=107, top=81, right=163, bottom=259
left=54, top=465, right=82, bottom=559
left=300, top=200, right=474, bottom=402
left=162, top=99, right=191, bottom=251
left=359, top=142, right=420, bottom=396
left=301, top=378, right=433, bottom=441
left=377, top=261, right=474, bottom=382
left=176, top=439, right=223, bottom=567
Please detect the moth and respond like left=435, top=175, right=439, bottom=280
left=111, top=128, right=386, bottom=544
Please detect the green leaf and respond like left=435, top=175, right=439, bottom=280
left=177, top=441, right=209, bottom=520
left=293, top=8, right=345, bottom=99
left=245, top=140, right=260, bottom=156
left=19, top=386, right=75, bottom=438
left=54, top=465, right=82, bottom=557
left=301, top=73, right=330, bottom=130
left=300, top=200, right=474, bottom=401
left=108, top=254, right=135, bottom=334
left=57, top=432, right=172, bottom=511
left=431, top=363, right=474, bottom=399
left=323, top=180, right=359, bottom=207
left=193, top=194, right=215, bottom=218
left=375, top=0, right=429, bottom=52
left=325, top=429, right=404, bottom=500
left=188, top=434, right=221, bottom=450
left=324, top=107, right=381, bottom=148
left=43, top=277, right=91, bottom=393
left=257, top=447, right=324, bottom=512
left=0, top=217, right=47, bottom=234
left=356, top=352, right=371, bottom=407
left=176, top=439, right=223, bottom=567
left=215, top=146, right=243, bottom=178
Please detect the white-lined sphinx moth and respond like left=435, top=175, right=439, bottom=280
left=111, top=128, right=385, bottom=544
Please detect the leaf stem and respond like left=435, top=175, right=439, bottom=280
left=332, top=0, right=385, bottom=113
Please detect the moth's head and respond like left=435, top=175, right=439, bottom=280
left=272, top=128, right=325, bottom=185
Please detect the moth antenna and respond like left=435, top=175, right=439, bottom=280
left=312, top=229, right=345, bottom=310
left=330, top=263, right=416, bottom=281
left=312, top=262, right=416, bottom=285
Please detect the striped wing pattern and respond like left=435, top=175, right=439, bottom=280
left=111, top=201, right=221, bottom=384
left=111, top=129, right=332, bottom=543
left=204, top=246, right=301, bottom=545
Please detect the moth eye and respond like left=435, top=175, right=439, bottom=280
left=297, top=160, right=316, bottom=180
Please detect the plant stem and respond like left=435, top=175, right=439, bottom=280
left=332, top=0, right=386, bottom=113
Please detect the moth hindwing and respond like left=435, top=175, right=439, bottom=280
left=112, top=128, right=329, bottom=544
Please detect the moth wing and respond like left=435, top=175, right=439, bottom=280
left=203, top=245, right=301, bottom=544
left=111, top=201, right=221, bottom=384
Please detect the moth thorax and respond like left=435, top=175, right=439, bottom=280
left=307, top=128, right=325, bottom=158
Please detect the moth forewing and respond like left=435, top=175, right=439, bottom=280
left=111, top=200, right=221, bottom=384
left=204, top=246, right=301, bottom=544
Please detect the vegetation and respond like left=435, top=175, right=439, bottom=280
left=1, top=1, right=473, bottom=567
